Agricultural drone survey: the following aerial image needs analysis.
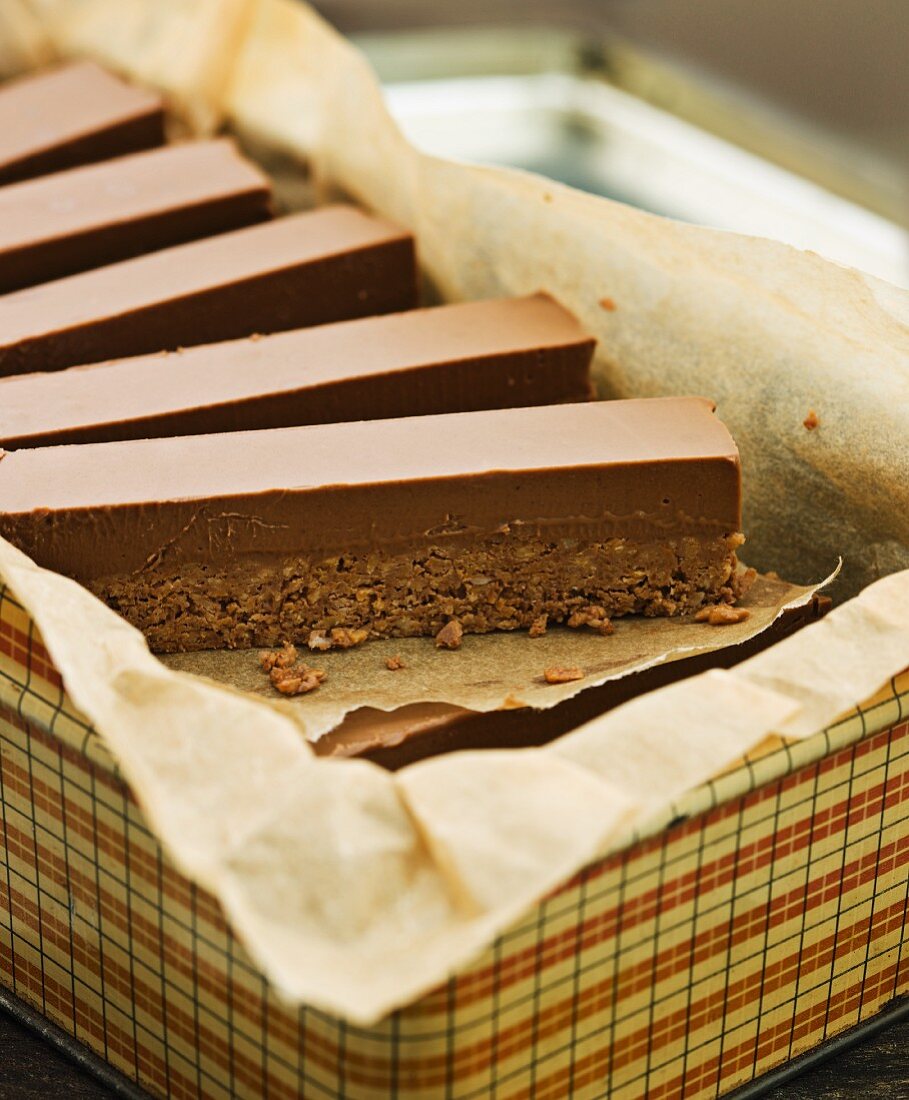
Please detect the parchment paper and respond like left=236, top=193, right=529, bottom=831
left=0, top=0, right=53, bottom=74
left=3, top=537, right=908, bottom=1023
left=2, top=0, right=909, bottom=1024
left=8, top=0, right=909, bottom=595
left=223, top=0, right=909, bottom=599
left=164, top=572, right=829, bottom=742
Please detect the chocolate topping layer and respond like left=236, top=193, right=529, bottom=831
left=0, top=139, right=273, bottom=292
left=0, top=295, right=594, bottom=448
left=0, top=397, right=740, bottom=581
left=0, top=61, right=165, bottom=186
left=0, top=205, right=417, bottom=376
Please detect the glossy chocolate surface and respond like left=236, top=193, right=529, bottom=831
left=0, top=397, right=741, bottom=583
left=0, top=295, right=594, bottom=448
left=0, top=139, right=272, bottom=292
left=0, top=205, right=417, bottom=376
left=0, top=62, right=164, bottom=186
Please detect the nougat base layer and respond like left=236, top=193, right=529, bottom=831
left=93, top=531, right=745, bottom=653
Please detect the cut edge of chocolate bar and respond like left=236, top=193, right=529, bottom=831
left=0, top=204, right=419, bottom=376
left=0, top=294, right=595, bottom=448
left=0, top=61, right=165, bottom=186
left=0, top=398, right=745, bottom=653
left=0, top=138, right=274, bottom=292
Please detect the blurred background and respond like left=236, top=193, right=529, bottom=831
left=312, top=0, right=908, bottom=285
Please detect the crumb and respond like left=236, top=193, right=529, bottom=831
left=598, top=296, right=617, bottom=311
left=764, top=570, right=781, bottom=581
left=307, top=629, right=333, bottom=652
left=260, top=641, right=328, bottom=696
left=695, top=605, right=751, bottom=626
left=435, top=620, right=463, bottom=649
left=803, top=409, right=820, bottom=430
left=566, top=605, right=614, bottom=635
left=543, top=666, right=584, bottom=684
left=259, top=642, right=297, bottom=672
left=330, top=626, right=368, bottom=649
left=268, top=664, right=326, bottom=696
left=249, top=332, right=262, bottom=342
left=529, top=614, right=548, bottom=638
left=385, top=655, right=405, bottom=671
left=738, top=567, right=759, bottom=597
left=175, top=346, right=185, bottom=354
left=543, top=193, right=553, bottom=203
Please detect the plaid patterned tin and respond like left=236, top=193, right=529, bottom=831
left=1, top=579, right=908, bottom=1098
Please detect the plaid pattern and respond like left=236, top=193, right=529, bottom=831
left=1, top=580, right=908, bottom=1098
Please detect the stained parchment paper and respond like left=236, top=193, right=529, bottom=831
left=164, top=572, right=829, bottom=742
left=2, top=0, right=909, bottom=1023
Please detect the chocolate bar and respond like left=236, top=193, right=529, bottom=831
left=0, top=139, right=273, bottom=293
left=316, top=598, right=831, bottom=767
left=0, top=397, right=744, bottom=652
left=0, top=295, right=594, bottom=448
left=0, top=61, right=164, bottom=186
left=0, top=205, right=417, bottom=376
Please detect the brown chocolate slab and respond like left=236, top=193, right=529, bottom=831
left=0, top=204, right=417, bottom=376
left=0, top=61, right=164, bottom=186
left=0, top=139, right=273, bottom=293
left=0, top=396, right=740, bottom=582
left=316, top=597, right=831, bottom=768
left=0, top=295, right=594, bottom=448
